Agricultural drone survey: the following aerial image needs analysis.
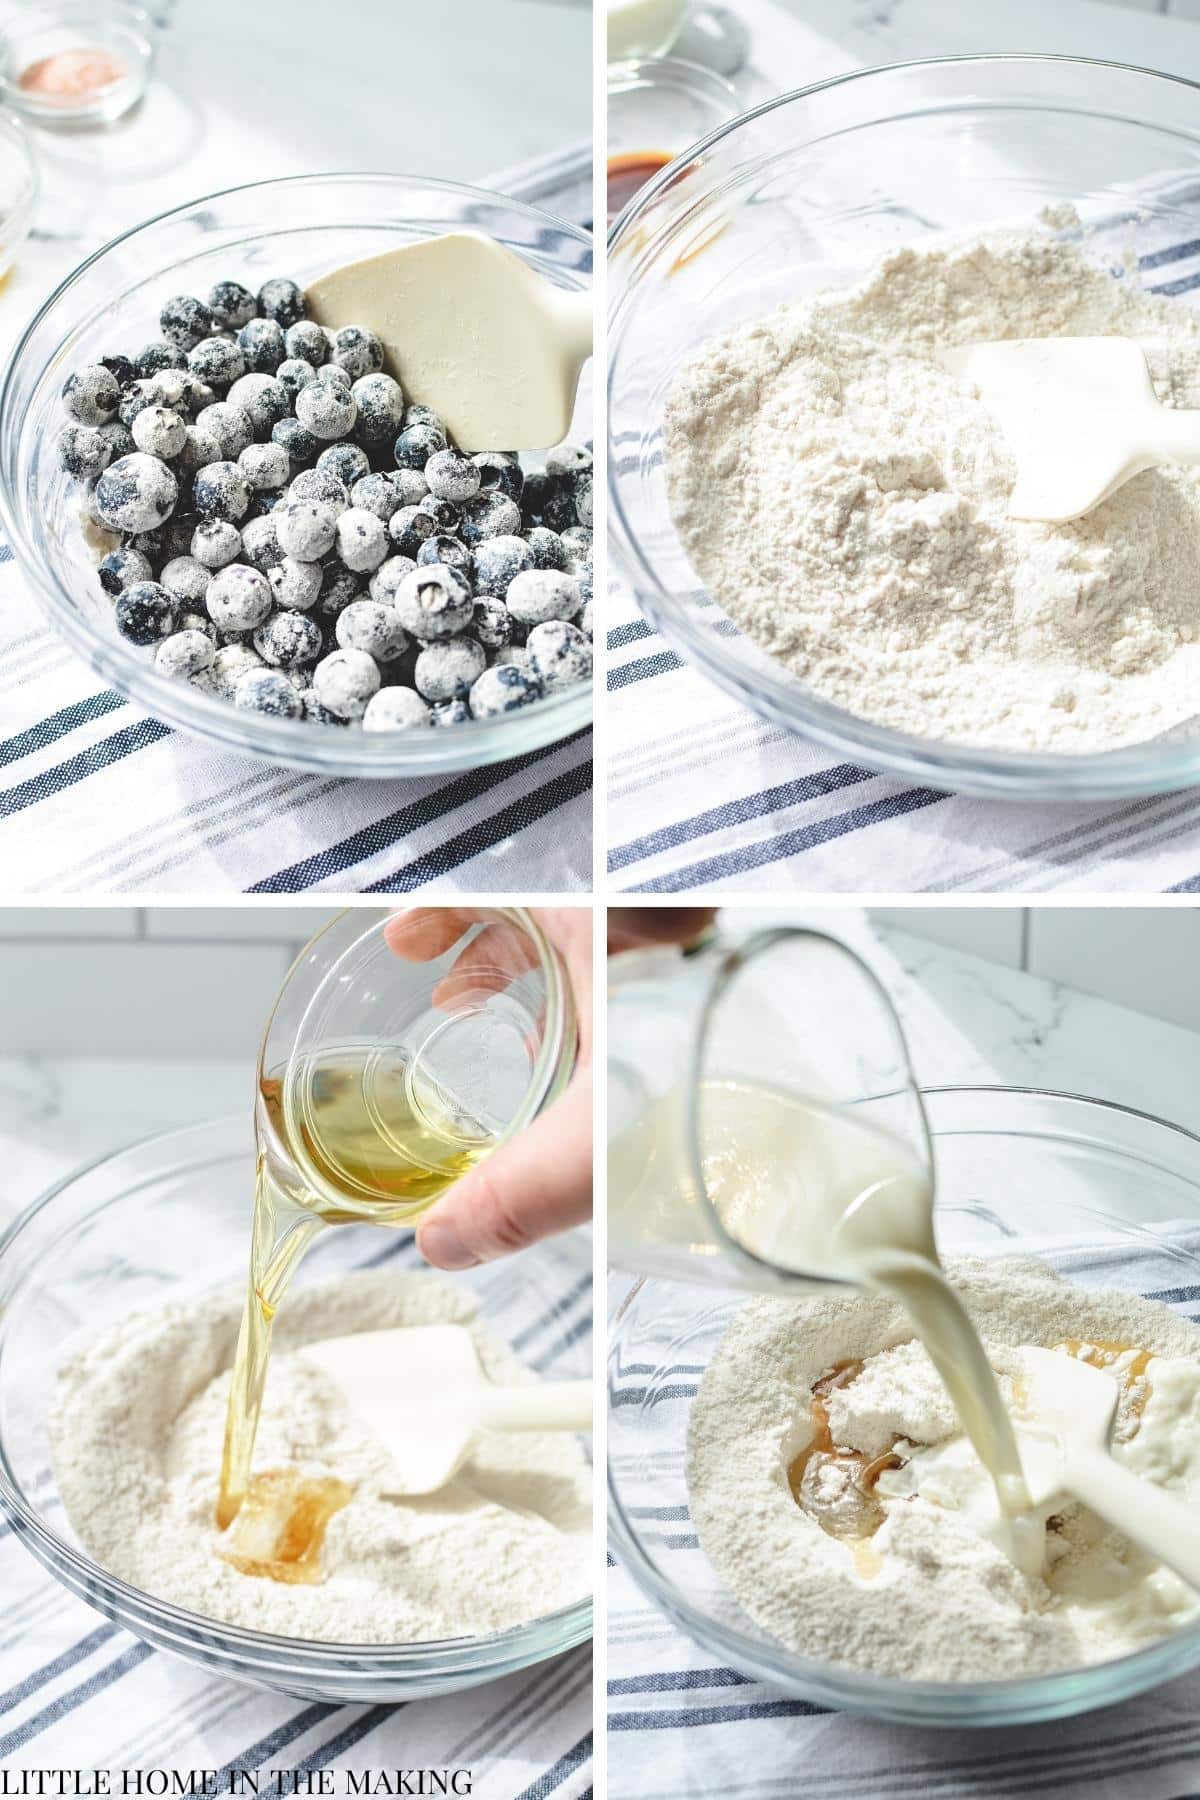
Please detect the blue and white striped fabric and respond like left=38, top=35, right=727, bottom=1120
left=2, top=1231, right=593, bottom=1797
left=608, top=209, right=1200, bottom=897
left=0, top=147, right=592, bottom=896
left=607, top=1237, right=1200, bottom=1799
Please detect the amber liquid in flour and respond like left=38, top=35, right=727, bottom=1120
left=215, top=1047, right=493, bottom=1557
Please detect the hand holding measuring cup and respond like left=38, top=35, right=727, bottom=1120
left=386, top=907, right=593, bottom=1268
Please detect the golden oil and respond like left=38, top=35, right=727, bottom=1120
left=216, top=1044, right=495, bottom=1538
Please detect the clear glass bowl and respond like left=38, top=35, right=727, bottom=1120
left=607, top=56, right=739, bottom=227
left=0, top=172, right=593, bottom=777
left=608, top=56, right=1200, bottom=800
left=0, top=3, right=154, bottom=128
left=0, top=1114, right=593, bottom=1702
left=608, top=1084, right=1200, bottom=1725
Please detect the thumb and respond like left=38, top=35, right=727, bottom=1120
left=415, top=1079, right=592, bottom=1269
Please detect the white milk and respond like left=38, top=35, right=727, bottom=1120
left=606, top=0, right=687, bottom=61
left=609, top=1078, right=1037, bottom=1560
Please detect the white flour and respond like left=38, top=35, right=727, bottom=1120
left=687, top=1260, right=1200, bottom=1681
left=664, top=227, right=1200, bottom=752
left=49, top=1270, right=591, bottom=1643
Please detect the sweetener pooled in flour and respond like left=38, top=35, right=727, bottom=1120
left=49, top=1270, right=591, bottom=1643
left=664, top=228, right=1200, bottom=752
left=686, top=1260, right=1200, bottom=1682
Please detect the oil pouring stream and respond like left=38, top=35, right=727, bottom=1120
left=216, top=1048, right=494, bottom=1534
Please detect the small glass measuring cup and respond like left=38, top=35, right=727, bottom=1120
left=259, top=906, right=577, bottom=1232
left=607, top=925, right=932, bottom=1294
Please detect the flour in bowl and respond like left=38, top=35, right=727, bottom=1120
left=49, top=1270, right=591, bottom=1642
left=686, top=1260, right=1200, bottom=1682
left=664, top=225, right=1200, bottom=752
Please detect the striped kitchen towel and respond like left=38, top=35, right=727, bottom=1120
left=606, top=1238, right=1200, bottom=1800
left=608, top=189, right=1200, bottom=897
left=0, top=1229, right=593, bottom=1799
left=0, top=146, right=593, bottom=896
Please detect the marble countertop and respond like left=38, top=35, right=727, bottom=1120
left=0, top=0, right=590, bottom=363
left=6, top=912, right=1200, bottom=1234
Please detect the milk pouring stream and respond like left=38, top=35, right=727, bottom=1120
left=607, top=933, right=1037, bottom=1561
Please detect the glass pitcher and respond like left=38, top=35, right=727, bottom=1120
left=607, top=925, right=933, bottom=1294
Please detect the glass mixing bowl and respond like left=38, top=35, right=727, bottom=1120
left=608, top=1084, right=1200, bottom=1725
left=0, top=1114, right=593, bottom=1702
left=0, top=172, right=593, bottom=777
left=608, top=55, right=1200, bottom=800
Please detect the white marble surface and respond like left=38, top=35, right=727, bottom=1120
left=0, top=0, right=591, bottom=362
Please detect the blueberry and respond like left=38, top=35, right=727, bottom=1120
left=277, top=499, right=338, bottom=561
left=58, top=424, right=111, bottom=480
left=160, top=294, right=215, bottom=352
left=268, top=556, right=323, bottom=612
left=98, top=420, right=136, bottom=462
left=296, top=380, right=357, bottom=441
left=417, top=533, right=472, bottom=576
left=472, top=451, right=524, bottom=502
left=525, top=619, right=592, bottom=691
left=416, top=492, right=459, bottom=533
left=234, top=666, right=303, bottom=718
left=393, top=422, right=446, bottom=469
left=239, top=441, right=290, bottom=492
left=115, top=580, right=178, bottom=645
left=98, top=545, right=152, bottom=596
left=335, top=506, right=388, bottom=572
left=545, top=443, right=592, bottom=478
left=351, top=372, right=405, bottom=447
left=276, top=357, right=317, bottom=403
left=134, top=341, right=185, bottom=379
left=472, top=534, right=533, bottom=598
left=211, top=643, right=264, bottom=695
left=237, top=317, right=286, bottom=374
left=388, top=504, right=440, bottom=559
left=155, top=628, right=216, bottom=678
left=62, top=365, right=121, bottom=426
left=469, top=662, right=541, bottom=717
left=351, top=472, right=405, bottom=522
left=131, top=407, right=187, bottom=460
left=404, top=403, right=444, bottom=431
left=254, top=610, right=323, bottom=669
left=312, top=648, right=381, bottom=720
left=541, top=485, right=577, bottom=532
left=206, top=563, right=273, bottom=632
left=573, top=474, right=594, bottom=530
left=506, top=568, right=581, bottom=626
left=188, top=337, right=246, bottom=390
left=98, top=353, right=136, bottom=390
left=227, top=372, right=290, bottom=437
left=194, top=460, right=251, bottom=523
left=240, top=513, right=283, bottom=573
left=289, top=468, right=350, bottom=514
left=392, top=564, right=473, bottom=641
left=207, top=280, right=258, bottom=330
left=256, top=278, right=306, bottom=329
left=458, top=491, right=521, bottom=545
left=317, top=442, right=370, bottom=487
left=273, top=417, right=321, bottom=465
left=335, top=600, right=408, bottom=663
left=425, top=447, right=480, bottom=504
left=361, top=686, right=431, bottom=731
left=191, top=518, right=242, bottom=570
left=414, top=634, right=487, bottom=702
left=196, top=400, right=253, bottom=459
left=430, top=698, right=471, bottom=728
left=368, top=555, right=417, bottom=606
left=471, top=597, right=514, bottom=650
left=524, top=524, right=569, bottom=571
left=118, top=381, right=157, bottom=428
left=95, top=452, right=179, bottom=533
left=285, top=320, right=329, bottom=366
left=329, top=325, right=383, bottom=378
left=318, top=566, right=365, bottom=620
left=160, top=555, right=211, bottom=607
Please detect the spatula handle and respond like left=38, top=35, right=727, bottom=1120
left=546, top=287, right=593, bottom=379
left=475, top=1380, right=593, bottom=1434
left=1068, top=1447, right=1200, bottom=1592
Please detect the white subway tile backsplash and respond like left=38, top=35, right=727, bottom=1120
left=1027, top=909, right=1200, bottom=1033
left=0, top=943, right=295, bottom=1058
left=870, top=909, right=1025, bottom=968
left=0, top=907, right=138, bottom=938
left=142, top=907, right=339, bottom=942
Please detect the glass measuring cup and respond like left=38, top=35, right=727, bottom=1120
left=607, top=925, right=933, bottom=1294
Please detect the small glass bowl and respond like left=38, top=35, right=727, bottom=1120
left=608, top=56, right=1200, bottom=799
left=607, top=0, right=689, bottom=63
left=0, top=110, right=39, bottom=282
left=0, top=1114, right=593, bottom=1701
left=0, top=2, right=153, bottom=128
left=608, top=1085, right=1200, bottom=1725
left=607, top=57, right=738, bottom=228
left=0, top=172, right=593, bottom=777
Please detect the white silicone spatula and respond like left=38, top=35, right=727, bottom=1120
left=301, top=1323, right=592, bottom=1497
left=1017, top=1346, right=1200, bottom=1590
left=304, top=233, right=592, bottom=453
left=941, top=336, right=1200, bottom=523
